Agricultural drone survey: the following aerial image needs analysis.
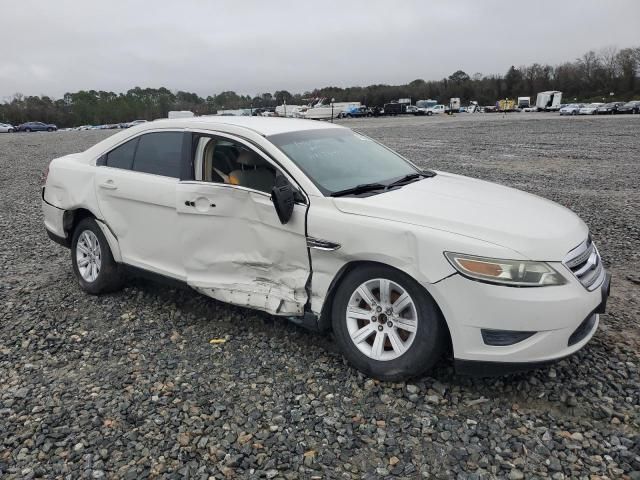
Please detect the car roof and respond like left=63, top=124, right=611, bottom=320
left=144, top=116, right=346, bottom=136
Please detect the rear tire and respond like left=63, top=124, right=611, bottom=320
left=71, top=218, right=124, bottom=294
left=47, top=127, right=54, bottom=132
left=331, top=265, right=446, bottom=381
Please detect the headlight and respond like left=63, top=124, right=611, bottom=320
left=444, top=252, right=566, bottom=287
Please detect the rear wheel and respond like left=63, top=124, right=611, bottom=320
left=332, top=265, right=446, bottom=381
left=71, top=218, right=124, bottom=294
left=47, top=127, right=54, bottom=132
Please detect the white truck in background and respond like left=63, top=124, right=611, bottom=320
left=517, top=97, right=531, bottom=109
left=536, top=91, right=563, bottom=111
left=168, top=111, right=195, bottom=119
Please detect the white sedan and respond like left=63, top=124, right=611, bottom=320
left=579, top=103, right=604, bottom=115
left=42, top=117, right=609, bottom=380
left=0, top=123, right=14, bottom=133
left=559, top=104, right=584, bottom=115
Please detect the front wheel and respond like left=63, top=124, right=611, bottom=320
left=25, top=128, right=31, bottom=132
left=71, top=218, right=124, bottom=294
left=332, top=265, right=446, bottom=381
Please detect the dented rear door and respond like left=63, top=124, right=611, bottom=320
left=176, top=181, right=310, bottom=315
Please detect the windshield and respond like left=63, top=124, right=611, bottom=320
left=268, top=128, right=419, bottom=195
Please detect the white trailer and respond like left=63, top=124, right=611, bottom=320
left=536, top=91, right=563, bottom=111
left=517, top=97, right=531, bottom=108
left=168, top=110, right=195, bottom=119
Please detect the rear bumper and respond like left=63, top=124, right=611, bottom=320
left=427, top=270, right=610, bottom=374
left=42, top=189, right=67, bottom=241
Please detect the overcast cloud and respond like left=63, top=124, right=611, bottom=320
left=1, top=0, right=638, bottom=99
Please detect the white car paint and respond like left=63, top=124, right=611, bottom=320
left=578, top=103, right=604, bottom=115
left=42, top=116, right=608, bottom=370
left=426, top=105, right=446, bottom=114
left=0, top=123, right=14, bottom=133
left=559, top=104, right=584, bottom=115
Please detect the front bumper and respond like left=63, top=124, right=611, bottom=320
left=427, top=269, right=610, bottom=375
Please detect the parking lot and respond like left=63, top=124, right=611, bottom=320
left=1, top=113, right=639, bottom=478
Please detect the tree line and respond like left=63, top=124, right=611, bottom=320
left=1, top=45, right=638, bottom=127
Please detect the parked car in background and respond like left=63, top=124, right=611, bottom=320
left=559, top=104, right=584, bottom=115
left=17, top=121, right=57, bottom=132
left=41, top=116, right=610, bottom=380
left=596, top=102, right=625, bottom=114
left=0, top=123, right=15, bottom=133
left=126, top=119, right=149, bottom=128
left=339, top=106, right=372, bottom=118
left=578, top=103, right=604, bottom=115
left=425, top=104, right=446, bottom=115
left=616, top=101, right=640, bottom=114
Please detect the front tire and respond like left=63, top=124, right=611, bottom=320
left=331, top=265, right=446, bottom=381
left=71, top=218, right=124, bottom=294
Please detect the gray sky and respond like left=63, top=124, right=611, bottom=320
left=2, top=0, right=638, bottom=99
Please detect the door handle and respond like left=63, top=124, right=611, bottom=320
left=184, top=200, right=216, bottom=208
left=99, top=180, right=117, bottom=190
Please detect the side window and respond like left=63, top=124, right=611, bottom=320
left=133, top=132, right=183, bottom=178
left=193, top=135, right=276, bottom=193
left=106, top=137, right=139, bottom=170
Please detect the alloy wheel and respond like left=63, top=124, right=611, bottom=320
left=76, top=230, right=102, bottom=282
left=345, top=278, right=418, bottom=361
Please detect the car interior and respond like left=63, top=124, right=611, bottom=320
left=194, top=137, right=276, bottom=193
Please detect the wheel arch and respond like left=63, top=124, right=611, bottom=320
left=317, top=260, right=453, bottom=352
left=63, top=208, right=122, bottom=262
left=63, top=207, right=96, bottom=238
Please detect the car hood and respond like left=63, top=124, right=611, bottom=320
left=332, top=172, right=587, bottom=261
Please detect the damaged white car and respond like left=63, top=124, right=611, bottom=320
left=42, top=117, right=610, bottom=380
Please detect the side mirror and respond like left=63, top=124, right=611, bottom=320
left=271, top=172, right=295, bottom=224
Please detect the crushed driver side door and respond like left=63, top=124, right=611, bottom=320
left=176, top=132, right=310, bottom=315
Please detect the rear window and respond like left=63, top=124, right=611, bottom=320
left=132, top=132, right=183, bottom=178
left=106, top=138, right=139, bottom=170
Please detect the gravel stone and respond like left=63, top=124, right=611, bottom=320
left=0, top=115, right=638, bottom=478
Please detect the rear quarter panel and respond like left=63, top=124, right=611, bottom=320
left=44, top=154, right=101, bottom=217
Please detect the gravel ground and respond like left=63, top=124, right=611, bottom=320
left=0, top=113, right=639, bottom=479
